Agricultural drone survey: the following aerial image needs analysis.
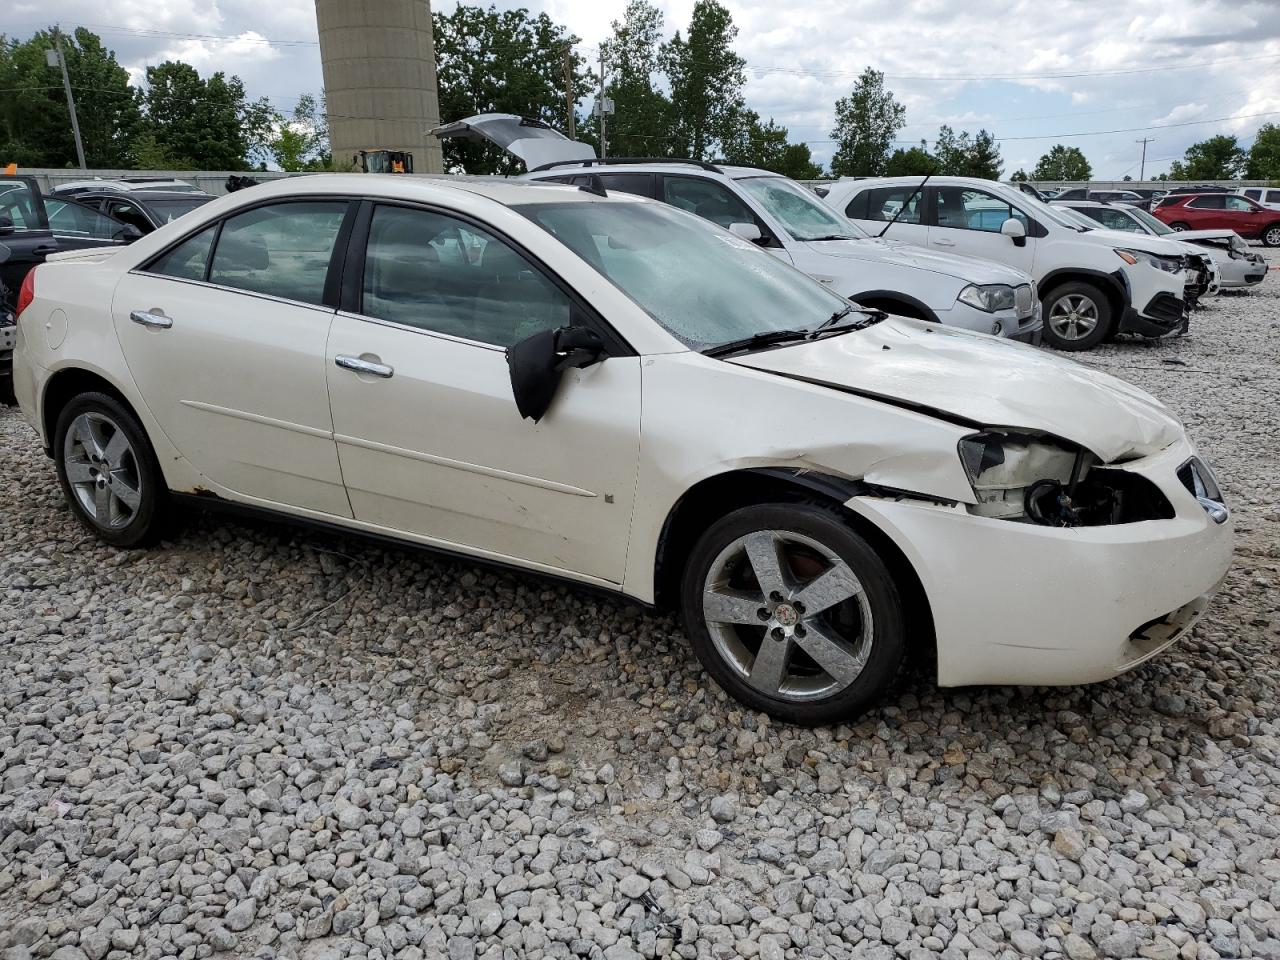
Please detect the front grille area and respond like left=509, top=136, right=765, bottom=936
left=1144, top=292, right=1185, bottom=326
left=1014, top=284, right=1034, bottom=317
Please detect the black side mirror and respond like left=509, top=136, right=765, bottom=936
left=114, top=224, right=144, bottom=243
left=0, top=216, right=13, bottom=236
left=506, top=324, right=606, bottom=422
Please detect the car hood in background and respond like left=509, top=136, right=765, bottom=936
left=727, top=318, right=1182, bottom=463
left=802, top=238, right=1031, bottom=285
left=1172, top=228, right=1241, bottom=242
left=1076, top=227, right=1192, bottom=258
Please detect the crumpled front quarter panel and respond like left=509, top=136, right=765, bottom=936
left=622, top=351, right=975, bottom=602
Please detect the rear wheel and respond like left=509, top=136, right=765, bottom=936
left=1041, top=281, right=1113, bottom=351
left=680, top=503, right=905, bottom=725
left=54, top=392, right=166, bottom=547
left=1262, top=223, right=1280, bottom=248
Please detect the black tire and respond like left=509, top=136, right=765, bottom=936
left=1041, top=281, right=1114, bottom=351
left=680, top=502, right=905, bottom=725
left=54, top=391, right=167, bottom=547
left=1261, top=223, right=1280, bottom=248
left=1168, top=222, right=1191, bottom=232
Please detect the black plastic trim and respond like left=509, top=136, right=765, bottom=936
left=847, top=290, right=940, bottom=324
left=758, top=369, right=983, bottom=429
left=529, top=157, right=723, bottom=174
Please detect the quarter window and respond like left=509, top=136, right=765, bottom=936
left=147, top=225, right=218, bottom=281
left=935, top=187, right=1029, bottom=233
left=207, top=201, right=347, bottom=305
left=360, top=205, right=572, bottom=348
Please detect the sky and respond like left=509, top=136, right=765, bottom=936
left=10, top=0, right=1280, bottom=179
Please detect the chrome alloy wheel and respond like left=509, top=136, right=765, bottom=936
left=1047, top=293, right=1100, bottom=341
left=1265, top=225, right=1280, bottom=247
left=701, top=530, right=874, bottom=702
left=62, top=412, right=143, bottom=530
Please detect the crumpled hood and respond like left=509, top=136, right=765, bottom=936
left=728, top=318, right=1183, bottom=463
left=805, top=238, right=1030, bottom=285
left=1172, top=228, right=1239, bottom=242
left=1078, top=228, right=1189, bottom=258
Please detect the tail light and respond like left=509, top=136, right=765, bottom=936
left=16, top=268, right=35, bottom=317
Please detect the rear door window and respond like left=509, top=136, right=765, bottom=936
left=147, top=225, right=218, bottom=281
left=0, top=178, right=48, bottom=232
left=207, top=201, right=348, bottom=305
left=852, top=186, right=926, bottom=223
left=596, top=173, right=655, bottom=198
left=1187, top=195, right=1226, bottom=209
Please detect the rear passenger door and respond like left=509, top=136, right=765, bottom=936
left=112, top=198, right=354, bottom=516
left=324, top=201, right=642, bottom=583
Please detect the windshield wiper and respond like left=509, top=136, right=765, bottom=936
left=702, top=328, right=812, bottom=359
left=703, top=308, right=888, bottom=359
left=801, top=234, right=856, bottom=242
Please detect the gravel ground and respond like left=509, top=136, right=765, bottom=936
left=1, top=255, right=1278, bottom=960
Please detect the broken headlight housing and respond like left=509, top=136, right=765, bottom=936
left=1114, top=248, right=1183, bottom=274
left=958, top=430, right=1081, bottom=520
left=959, top=430, right=1177, bottom=526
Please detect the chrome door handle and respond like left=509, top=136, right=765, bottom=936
left=130, top=310, right=172, bottom=329
left=335, top=355, right=394, bottom=378
left=932, top=238, right=957, bottom=247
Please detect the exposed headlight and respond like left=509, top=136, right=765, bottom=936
left=957, top=284, right=1017, bottom=312
left=1115, top=248, right=1183, bottom=274
left=958, top=430, right=1084, bottom=520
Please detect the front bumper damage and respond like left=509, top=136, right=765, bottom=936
left=1119, top=291, right=1188, bottom=339
left=845, top=437, right=1232, bottom=687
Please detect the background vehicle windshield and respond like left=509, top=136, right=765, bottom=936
left=1053, top=206, right=1101, bottom=230
left=1129, top=207, right=1175, bottom=235
left=998, top=187, right=1082, bottom=229
left=736, top=176, right=865, bottom=241
left=516, top=200, right=850, bottom=350
left=148, top=198, right=212, bottom=223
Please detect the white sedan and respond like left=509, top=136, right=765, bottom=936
left=10, top=175, right=1232, bottom=724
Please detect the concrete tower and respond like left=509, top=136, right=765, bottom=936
left=314, top=0, right=444, bottom=174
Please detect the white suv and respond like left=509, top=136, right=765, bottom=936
left=823, top=176, right=1192, bottom=351
left=1236, top=187, right=1280, bottom=211
left=432, top=115, right=1042, bottom=342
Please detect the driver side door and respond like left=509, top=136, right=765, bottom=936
left=325, top=201, right=642, bottom=584
left=927, top=185, right=1037, bottom=274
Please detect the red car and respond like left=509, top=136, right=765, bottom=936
left=1152, top=192, right=1280, bottom=247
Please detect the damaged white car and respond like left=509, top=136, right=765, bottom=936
left=11, top=176, right=1232, bottom=724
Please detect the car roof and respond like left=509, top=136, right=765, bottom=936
left=529, top=160, right=777, bottom=180
left=85, top=190, right=213, bottom=201
left=224, top=173, right=650, bottom=208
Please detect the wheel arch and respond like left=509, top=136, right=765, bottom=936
left=652, top=467, right=936, bottom=662
left=1038, top=267, right=1127, bottom=320
left=849, top=289, right=940, bottom=323
left=41, top=367, right=141, bottom=455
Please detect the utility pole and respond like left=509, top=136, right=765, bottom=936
left=1136, top=137, right=1154, bottom=182
left=49, top=26, right=87, bottom=170
left=598, top=50, right=608, bottom=158
left=562, top=44, right=576, bottom=140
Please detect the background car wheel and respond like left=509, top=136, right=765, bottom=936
left=1168, top=222, right=1190, bottom=232
left=1041, top=282, right=1113, bottom=351
left=1262, top=224, right=1280, bottom=247
left=54, top=392, right=166, bottom=547
left=680, top=503, right=905, bottom=725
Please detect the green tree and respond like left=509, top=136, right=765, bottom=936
left=433, top=4, right=592, bottom=173
left=1169, top=135, right=1246, bottom=181
left=721, top=114, right=822, bottom=179
left=143, top=61, right=260, bottom=169
left=265, top=94, right=331, bottom=172
left=885, top=141, right=937, bottom=176
left=1031, top=143, right=1092, bottom=181
left=1010, top=169, right=1028, bottom=182
left=1246, top=123, right=1280, bottom=180
left=659, top=0, right=746, bottom=161
left=829, top=68, right=905, bottom=177
left=598, top=0, right=672, bottom=157
left=0, top=27, right=142, bottom=167
left=964, top=129, right=1002, bottom=179
left=933, top=125, right=969, bottom=175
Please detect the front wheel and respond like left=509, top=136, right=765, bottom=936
left=680, top=503, right=905, bottom=725
left=54, top=392, right=167, bottom=547
left=1262, top=223, right=1280, bottom=248
left=1168, top=222, right=1191, bottom=232
left=1041, top=281, right=1114, bottom=351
